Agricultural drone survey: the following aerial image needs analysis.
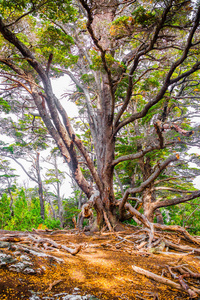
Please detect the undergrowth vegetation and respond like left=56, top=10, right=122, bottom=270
left=1, top=188, right=200, bottom=234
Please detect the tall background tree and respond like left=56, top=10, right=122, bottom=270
left=0, top=0, right=200, bottom=231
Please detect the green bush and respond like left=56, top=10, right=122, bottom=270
left=0, top=193, right=11, bottom=229
left=44, top=217, right=61, bottom=229
left=62, top=197, right=81, bottom=228
left=5, top=190, right=43, bottom=231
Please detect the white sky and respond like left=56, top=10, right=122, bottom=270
left=52, top=75, right=78, bottom=117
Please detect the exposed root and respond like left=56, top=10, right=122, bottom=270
left=178, top=274, right=198, bottom=298
left=132, top=265, right=183, bottom=290
left=103, top=210, right=113, bottom=232
left=154, top=224, right=200, bottom=246
left=0, top=232, right=82, bottom=256
left=164, top=239, right=200, bottom=254
left=132, top=265, right=200, bottom=298
left=165, top=264, right=200, bottom=298
left=120, top=202, right=200, bottom=254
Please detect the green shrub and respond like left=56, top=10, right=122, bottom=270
left=0, top=193, right=11, bottom=229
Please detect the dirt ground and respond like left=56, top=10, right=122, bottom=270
left=0, top=226, right=200, bottom=300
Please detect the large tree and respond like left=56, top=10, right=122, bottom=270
left=0, top=0, right=200, bottom=231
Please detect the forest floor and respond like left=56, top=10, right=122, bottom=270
left=0, top=225, right=200, bottom=300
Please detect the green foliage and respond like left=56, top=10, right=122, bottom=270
left=39, top=25, right=74, bottom=49
left=11, top=115, right=49, bottom=150
left=90, top=51, right=124, bottom=73
left=112, top=16, right=131, bottom=26
left=0, top=194, right=11, bottom=229
left=39, top=0, right=77, bottom=24
left=0, top=0, right=77, bottom=23
left=0, top=97, right=11, bottom=113
left=81, top=73, right=95, bottom=85
left=37, top=24, right=78, bottom=68
left=132, top=6, right=157, bottom=26
left=63, top=196, right=80, bottom=228
left=1, top=144, right=14, bottom=154
left=162, top=198, right=200, bottom=235
left=0, top=0, right=27, bottom=12
left=123, top=218, right=138, bottom=227
left=43, top=217, right=61, bottom=229
left=5, top=189, right=42, bottom=231
left=61, top=190, right=83, bottom=228
left=110, top=16, right=133, bottom=37
left=1, top=189, right=60, bottom=231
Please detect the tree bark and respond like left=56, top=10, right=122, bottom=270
left=35, top=152, right=45, bottom=220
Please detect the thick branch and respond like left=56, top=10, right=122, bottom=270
left=154, top=187, right=195, bottom=193
left=0, top=74, right=32, bottom=94
left=0, top=57, right=26, bottom=76
left=170, top=61, right=200, bottom=85
left=152, top=190, right=200, bottom=210
left=162, top=122, right=194, bottom=137
left=154, top=122, right=164, bottom=148
left=114, top=169, right=124, bottom=195
left=112, top=144, right=161, bottom=167
left=119, top=155, right=178, bottom=212
left=0, top=18, right=48, bottom=83
left=53, top=96, right=103, bottom=193
left=154, top=176, right=193, bottom=185
left=154, top=223, right=200, bottom=246
left=124, top=202, right=151, bottom=228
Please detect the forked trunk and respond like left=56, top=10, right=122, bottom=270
left=88, top=0, right=118, bottom=230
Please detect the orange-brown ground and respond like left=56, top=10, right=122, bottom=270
left=0, top=227, right=200, bottom=300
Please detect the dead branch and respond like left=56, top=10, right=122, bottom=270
left=154, top=223, right=200, bottom=246
left=61, top=244, right=82, bottom=255
left=115, top=234, right=135, bottom=246
left=132, top=265, right=200, bottom=298
left=163, top=239, right=200, bottom=254
left=152, top=190, right=200, bottom=213
left=166, top=265, right=178, bottom=279
left=178, top=274, right=200, bottom=298
left=160, top=251, right=195, bottom=257
left=27, top=235, right=82, bottom=255
left=136, top=241, right=148, bottom=250
left=162, top=122, right=194, bottom=137
left=0, top=232, right=82, bottom=255
left=132, top=265, right=183, bottom=290
left=9, top=243, right=64, bottom=263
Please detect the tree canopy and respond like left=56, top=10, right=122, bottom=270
left=0, top=0, right=200, bottom=233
